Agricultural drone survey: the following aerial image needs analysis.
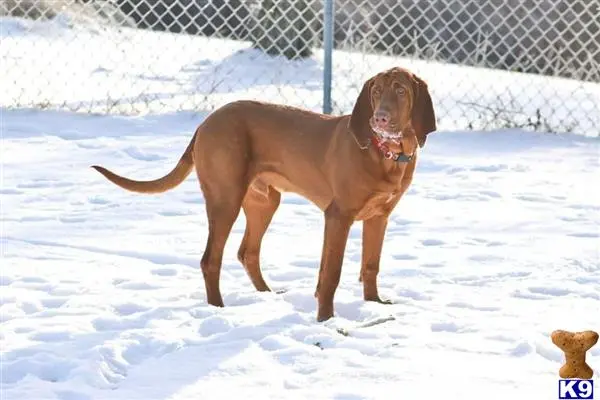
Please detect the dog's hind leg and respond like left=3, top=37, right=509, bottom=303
left=237, top=185, right=280, bottom=292
left=199, top=194, right=244, bottom=307
left=195, top=149, right=248, bottom=308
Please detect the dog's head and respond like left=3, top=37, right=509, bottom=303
left=349, top=67, right=437, bottom=148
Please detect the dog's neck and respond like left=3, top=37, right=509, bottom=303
left=369, top=132, right=415, bottom=163
left=348, top=122, right=417, bottom=163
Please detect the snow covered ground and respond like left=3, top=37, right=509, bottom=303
left=2, top=14, right=600, bottom=400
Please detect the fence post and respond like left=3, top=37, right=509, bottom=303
left=322, top=0, right=334, bottom=114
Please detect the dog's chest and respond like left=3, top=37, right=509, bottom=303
left=355, top=191, right=398, bottom=221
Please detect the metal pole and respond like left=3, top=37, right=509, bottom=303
left=323, top=0, right=334, bottom=114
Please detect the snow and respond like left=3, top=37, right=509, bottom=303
left=1, top=15, right=600, bottom=400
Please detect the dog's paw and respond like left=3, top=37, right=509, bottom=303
left=365, top=296, right=393, bottom=305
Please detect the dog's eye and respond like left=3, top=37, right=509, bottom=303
left=372, top=86, right=382, bottom=96
left=396, top=87, right=406, bottom=96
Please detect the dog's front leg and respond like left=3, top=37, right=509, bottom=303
left=315, top=203, right=354, bottom=322
left=360, top=215, right=392, bottom=304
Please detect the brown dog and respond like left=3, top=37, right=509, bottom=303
left=92, top=67, right=437, bottom=322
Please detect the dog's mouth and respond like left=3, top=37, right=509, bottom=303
left=370, top=123, right=402, bottom=142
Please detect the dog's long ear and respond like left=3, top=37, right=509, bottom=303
left=411, top=75, right=437, bottom=148
left=348, top=77, right=374, bottom=147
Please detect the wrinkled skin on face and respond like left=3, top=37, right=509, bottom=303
left=368, top=71, right=415, bottom=141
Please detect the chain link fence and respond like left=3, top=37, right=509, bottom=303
left=1, top=0, right=599, bottom=134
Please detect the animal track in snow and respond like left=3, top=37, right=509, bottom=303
left=2, top=356, right=79, bottom=384
left=115, top=281, right=162, bottom=291
left=40, top=297, right=69, bottom=309
left=420, top=262, right=445, bottom=268
left=0, top=188, right=24, bottom=195
left=112, top=303, right=151, bottom=316
left=283, top=290, right=317, bottom=313
left=0, top=276, right=14, bottom=286
left=157, top=209, right=193, bottom=217
left=421, top=238, right=445, bottom=247
left=87, top=195, right=111, bottom=205
left=392, top=253, right=418, bottom=261
left=392, top=268, right=431, bottom=278
left=17, top=180, right=73, bottom=189
left=462, top=237, right=506, bottom=247
left=446, top=302, right=500, bottom=312
left=514, top=194, right=556, bottom=203
left=17, top=276, right=48, bottom=284
left=150, top=267, right=178, bottom=277
left=197, top=315, right=234, bottom=337
left=430, top=321, right=476, bottom=333
left=290, top=259, right=317, bottom=269
left=123, top=146, right=165, bottom=162
left=567, top=232, right=599, bottom=238
left=527, top=286, right=572, bottom=297
left=395, top=288, right=432, bottom=301
left=470, top=164, right=510, bottom=173
left=30, top=330, right=73, bottom=342
left=58, top=215, right=87, bottom=224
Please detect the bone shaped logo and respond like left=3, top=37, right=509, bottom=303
left=551, top=329, right=599, bottom=379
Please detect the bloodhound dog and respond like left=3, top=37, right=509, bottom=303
left=92, top=66, right=437, bottom=322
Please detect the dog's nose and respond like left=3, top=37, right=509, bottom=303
left=373, top=110, right=390, bottom=128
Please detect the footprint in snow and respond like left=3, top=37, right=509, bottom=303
left=197, top=315, right=233, bottom=337
left=112, top=302, right=151, bottom=316
left=0, top=188, right=24, bottom=195
left=470, top=164, right=509, bottom=173
left=421, top=238, right=445, bottom=247
left=567, top=232, right=599, bottom=238
left=515, top=194, right=557, bottom=204
left=223, top=291, right=271, bottom=306
left=123, top=146, right=165, bottom=162
left=17, top=180, right=72, bottom=189
left=151, top=267, right=178, bottom=277
left=420, top=262, right=445, bottom=268
left=430, top=321, right=475, bottom=333
left=1, top=357, right=79, bottom=384
left=527, top=286, right=572, bottom=297
left=40, top=297, right=69, bottom=309
left=509, top=341, right=535, bottom=357
left=392, top=253, right=418, bottom=261
left=395, top=288, right=432, bottom=301
left=446, top=301, right=500, bottom=312
left=18, top=276, right=48, bottom=284
left=115, top=281, right=161, bottom=291
left=290, top=259, right=316, bottom=269
left=30, top=330, right=73, bottom=342
left=0, top=276, right=14, bottom=286
left=88, top=195, right=111, bottom=205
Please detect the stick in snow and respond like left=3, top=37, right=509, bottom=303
left=336, top=315, right=396, bottom=336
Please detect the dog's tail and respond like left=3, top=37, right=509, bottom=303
left=91, top=131, right=196, bottom=194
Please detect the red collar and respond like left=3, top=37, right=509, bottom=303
left=369, top=135, right=413, bottom=162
